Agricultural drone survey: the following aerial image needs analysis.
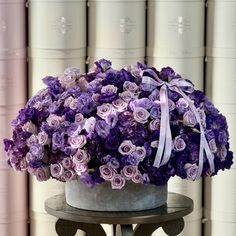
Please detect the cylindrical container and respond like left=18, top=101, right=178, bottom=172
left=205, top=57, right=236, bottom=168
left=147, top=0, right=205, bottom=58
left=29, top=0, right=86, bottom=50
left=204, top=220, right=236, bottom=236
left=28, top=48, right=86, bottom=96
left=204, top=170, right=236, bottom=219
left=88, top=0, right=145, bottom=49
left=147, top=56, right=204, bottom=90
left=30, top=177, right=65, bottom=236
left=0, top=170, right=27, bottom=236
left=88, top=55, right=144, bottom=70
left=207, top=0, right=236, bottom=57
left=153, top=177, right=202, bottom=236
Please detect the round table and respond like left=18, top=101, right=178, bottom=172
left=45, top=193, right=193, bottom=236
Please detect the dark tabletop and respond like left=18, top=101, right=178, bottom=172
left=45, top=193, right=193, bottom=225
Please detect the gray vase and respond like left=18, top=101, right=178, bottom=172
left=65, top=179, right=167, bottom=211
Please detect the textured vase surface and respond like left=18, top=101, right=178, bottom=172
left=66, top=179, right=167, bottom=211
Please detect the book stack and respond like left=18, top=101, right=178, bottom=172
left=88, top=0, right=146, bottom=69
left=28, top=0, right=86, bottom=235
left=205, top=0, right=236, bottom=235
left=0, top=0, right=27, bottom=235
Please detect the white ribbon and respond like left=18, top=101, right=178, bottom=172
left=141, top=69, right=215, bottom=179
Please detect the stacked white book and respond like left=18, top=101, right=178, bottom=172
left=88, top=0, right=146, bottom=69
left=28, top=0, right=86, bottom=235
left=0, top=0, right=27, bottom=235
left=147, top=1, right=205, bottom=235
left=205, top=0, right=236, bottom=235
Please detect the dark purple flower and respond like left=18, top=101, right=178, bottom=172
left=52, top=132, right=65, bottom=150
left=29, top=160, right=43, bottom=169
left=95, top=59, right=112, bottom=72
left=95, top=120, right=110, bottom=138
left=80, top=173, right=95, bottom=188
left=98, top=92, right=118, bottom=103
left=3, top=139, right=14, bottom=152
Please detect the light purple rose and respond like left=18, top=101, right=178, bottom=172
left=61, top=170, right=76, bottom=181
left=52, top=132, right=65, bottom=150
left=133, top=146, right=146, bottom=162
left=111, top=174, right=125, bottom=189
left=25, top=152, right=34, bottom=163
left=84, top=117, right=96, bottom=134
left=120, top=91, right=137, bottom=102
left=26, top=134, right=38, bottom=147
left=123, top=81, right=138, bottom=93
left=95, top=120, right=110, bottom=138
left=176, top=98, right=189, bottom=114
left=133, top=107, right=150, bottom=124
left=64, top=67, right=80, bottom=78
left=132, top=171, right=143, bottom=183
left=174, top=135, right=186, bottom=152
left=30, top=144, right=44, bottom=158
left=112, top=99, right=128, bottom=112
left=184, top=163, right=199, bottom=180
left=99, top=165, right=115, bottom=180
left=33, top=101, right=43, bottom=111
left=72, top=149, right=90, bottom=164
left=77, top=77, right=89, bottom=92
left=209, top=139, right=217, bottom=154
left=64, top=96, right=74, bottom=107
left=105, top=112, right=118, bottom=128
left=59, top=75, right=76, bottom=89
left=46, top=114, right=62, bottom=128
left=22, top=121, right=37, bottom=134
left=35, top=166, right=50, bottom=181
left=19, top=159, right=28, bottom=171
left=219, top=145, right=227, bottom=161
left=75, top=163, right=88, bottom=175
left=97, top=103, right=113, bottom=119
left=121, top=165, right=137, bottom=180
left=118, top=140, right=136, bottom=155
left=92, top=93, right=101, bottom=104
left=168, top=99, right=175, bottom=111
left=38, top=131, right=50, bottom=145
left=101, top=84, right=118, bottom=94
left=50, top=163, right=64, bottom=178
left=148, top=119, right=160, bottom=131
left=183, top=110, right=197, bottom=127
left=74, top=113, right=84, bottom=124
left=69, top=98, right=78, bottom=110
left=62, top=157, right=74, bottom=169
left=68, top=135, right=87, bottom=149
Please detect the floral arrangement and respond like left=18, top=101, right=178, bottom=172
left=3, top=59, right=233, bottom=189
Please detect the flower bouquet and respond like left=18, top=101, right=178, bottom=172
left=3, top=59, right=233, bottom=211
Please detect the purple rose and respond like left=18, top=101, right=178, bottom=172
left=101, top=84, right=118, bottom=94
left=132, top=171, right=143, bottom=184
left=107, top=158, right=120, bottom=169
left=105, top=112, right=118, bottom=128
left=120, top=91, right=137, bottom=102
left=133, top=146, right=146, bottom=162
left=46, top=114, right=62, bottom=128
left=22, top=121, right=37, bottom=134
left=50, top=163, right=64, bottom=178
left=174, top=135, right=186, bottom=152
left=148, top=119, right=160, bottom=131
left=87, top=78, right=103, bottom=93
left=35, top=166, right=50, bottom=181
left=95, top=120, right=110, bottom=138
left=99, top=165, right=115, bottom=180
left=61, top=169, right=76, bottom=181
left=176, top=98, right=189, bottom=114
left=97, top=103, right=113, bottom=119
left=72, top=149, right=90, bottom=164
left=112, top=99, right=128, bottom=112
left=68, top=135, right=87, bottom=149
left=123, top=81, right=138, bottom=93
left=183, top=110, right=197, bottom=127
left=52, top=132, right=65, bottom=150
left=75, top=163, right=88, bottom=175
left=29, top=144, right=44, bottom=158
left=38, top=131, right=50, bottom=145
left=129, top=98, right=153, bottom=110
left=133, top=107, right=150, bottom=124
left=26, top=134, right=38, bottom=147
left=184, top=163, right=199, bottom=180
left=121, top=165, right=137, bottom=180
left=150, top=102, right=161, bottom=119
left=111, top=174, right=125, bottom=189
left=59, top=75, right=76, bottom=89
left=118, top=140, right=136, bottom=155
left=62, top=157, right=74, bottom=169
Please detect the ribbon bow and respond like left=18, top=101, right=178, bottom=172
left=141, top=69, right=215, bottom=180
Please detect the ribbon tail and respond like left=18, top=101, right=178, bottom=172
left=160, top=87, right=172, bottom=167
left=153, top=85, right=167, bottom=168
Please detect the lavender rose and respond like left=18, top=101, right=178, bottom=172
left=72, top=149, right=90, bottom=164
left=112, top=99, right=128, bottom=112
left=38, top=131, right=50, bottom=145
left=35, top=166, right=50, bottom=181
left=148, top=119, right=160, bottom=131
left=61, top=170, right=76, bottom=181
left=132, top=171, right=143, bottom=183
left=123, top=81, right=138, bottom=93
left=84, top=117, right=96, bottom=133
left=64, top=96, right=74, bottom=107
left=97, top=103, right=113, bottom=119
left=133, top=107, right=150, bottom=124
left=111, top=174, right=125, bottom=189
left=118, top=140, right=136, bottom=155
left=174, top=135, right=186, bottom=152
left=62, top=157, right=74, bottom=169
left=95, top=120, right=110, bottom=138
left=26, top=134, right=38, bottom=147
left=184, top=163, right=199, bottom=180
left=101, top=84, right=118, bottom=94
left=59, top=75, right=76, bottom=89
left=74, top=113, right=84, bottom=124
left=183, top=110, right=197, bottom=127
left=50, top=163, right=64, bottom=178
left=68, top=135, right=87, bottom=149
left=133, top=146, right=146, bottom=162
left=46, top=114, right=62, bottom=128
left=99, top=165, right=115, bottom=181
left=176, top=98, right=189, bottom=114
left=121, top=165, right=137, bottom=180
left=120, top=91, right=136, bottom=102
left=75, top=163, right=88, bottom=175
left=22, top=121, right=37, bottom=134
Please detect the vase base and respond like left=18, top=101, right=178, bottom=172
left=65, top=180, right=167, bottom=212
